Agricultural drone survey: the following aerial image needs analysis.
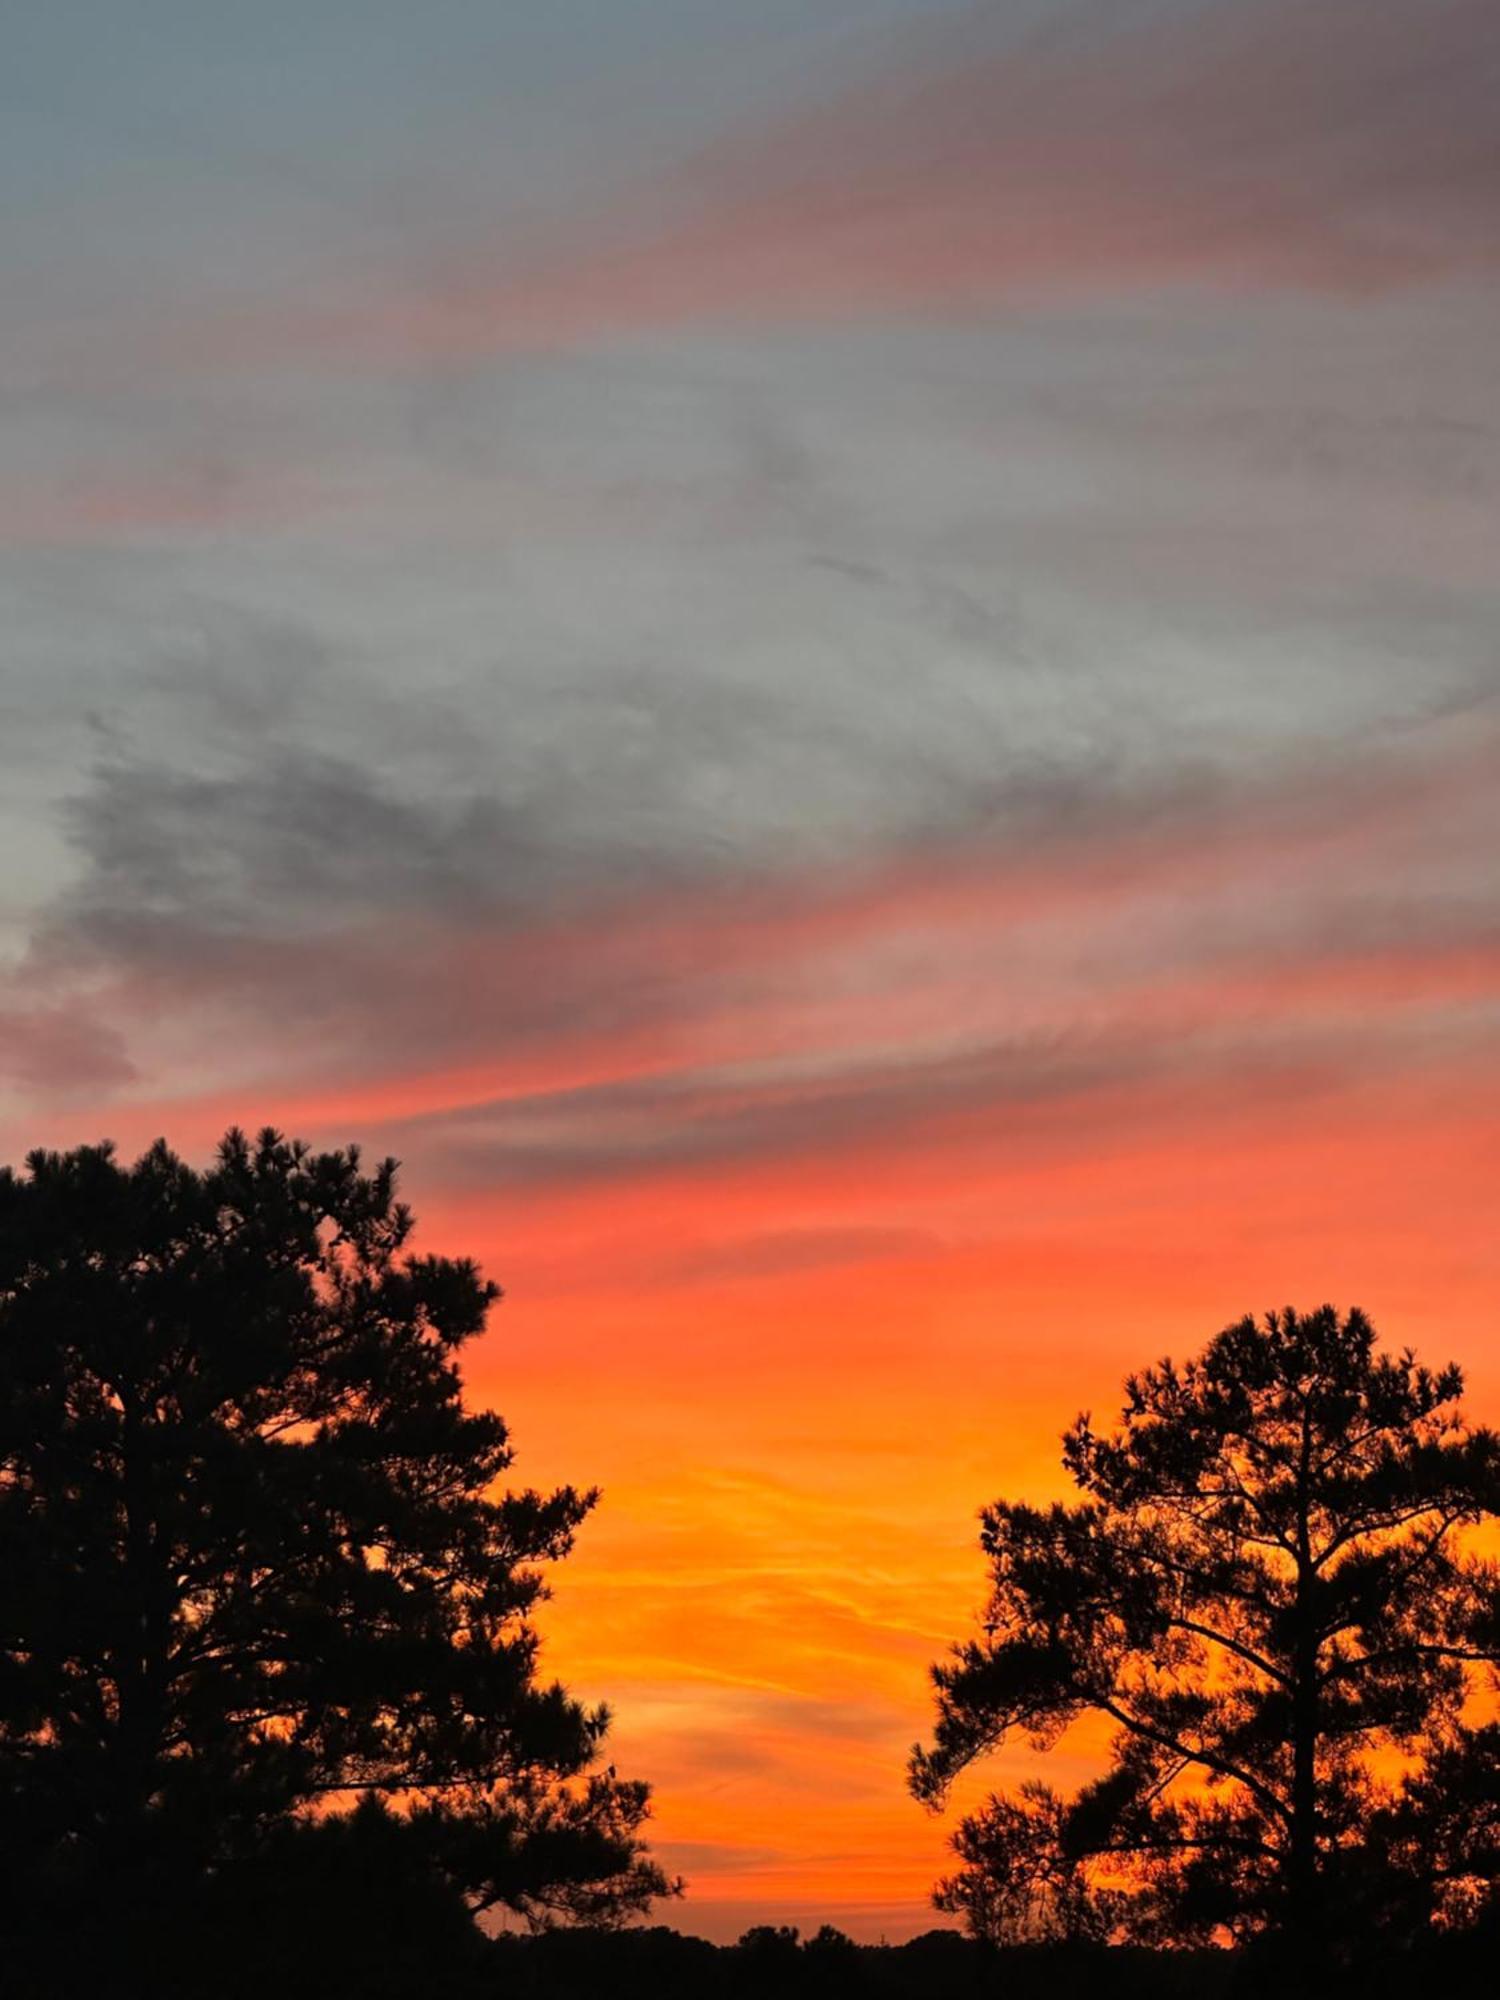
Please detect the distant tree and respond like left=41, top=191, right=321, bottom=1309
left=806, top=1921, right=859, bottom=1953
left=736, top=1922, right=803, bottom=1953
left=911, top=1306, right=1500, bottom=1958
left=0, top=1130, right=672, bottom=1992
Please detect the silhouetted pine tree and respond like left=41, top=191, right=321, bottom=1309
left=0, top=1129, right=671, bottom=1996
left=912, top=1306, right=1500, bottom=1962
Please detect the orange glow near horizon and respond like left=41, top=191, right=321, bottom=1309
left=450, top=1089, right=1500, bottom=1938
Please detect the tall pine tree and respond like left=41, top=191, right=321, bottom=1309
left=912, top=1307, right=1500, bottom=1958
left=0, top=1130, right=671, bottom=1991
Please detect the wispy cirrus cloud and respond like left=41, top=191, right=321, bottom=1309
left=59, top=0, right=1496, bottom=387
left=8, top=693, right=1496, bottom=1180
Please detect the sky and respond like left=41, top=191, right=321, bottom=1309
left=3, top=0, right=1499, bottom=1942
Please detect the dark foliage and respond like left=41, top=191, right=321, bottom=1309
left=0, top=1130, right=671, bottom=1996
left=484, top=1923, right=1500, bottom=2000
left=912, top=1306, right=1500, bottom=1956
left=489, top=1925, right=1214, bottom=2000
left=8, top=1795, right=497, bottom=2000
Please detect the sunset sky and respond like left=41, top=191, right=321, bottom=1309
left=3, top=0, right=1499, bottom=1941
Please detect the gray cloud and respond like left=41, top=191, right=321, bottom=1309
left=651, top=1842, right=788, bottom=1877
left=402, top=1006, right=1480, bottom=1199
left=7, top=630, right=1494, bottom=1162
left=663, top=1226, right=944, bottom=1287
left=53, top=749, right=551, bottom=943
left=649, top=0, right=1500, bottom=312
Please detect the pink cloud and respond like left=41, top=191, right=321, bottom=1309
left=117, top=0, right=1500, bottom=382
left=0, top=465, right=344, bottom=546
left=0, top=1004, right=135, bottom=1094
left=11, top=716, right=1496, bottom=1202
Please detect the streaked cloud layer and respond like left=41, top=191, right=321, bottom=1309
left=3, top=0, right=1498, bottom=1940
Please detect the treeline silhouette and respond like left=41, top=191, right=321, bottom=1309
left=489, top=1922, right=1500, bottom=2000
left=3, top=1132, right=1498, bottom=1997
left=16, top=1888, right=1500, bottom=2000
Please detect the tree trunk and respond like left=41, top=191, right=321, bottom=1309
left=108, top=1383, right=170, bottom=2000
left=1288, top=1638, right=1318, bottom=1954
left=1287, top=1404, right=1320, bottom=1966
